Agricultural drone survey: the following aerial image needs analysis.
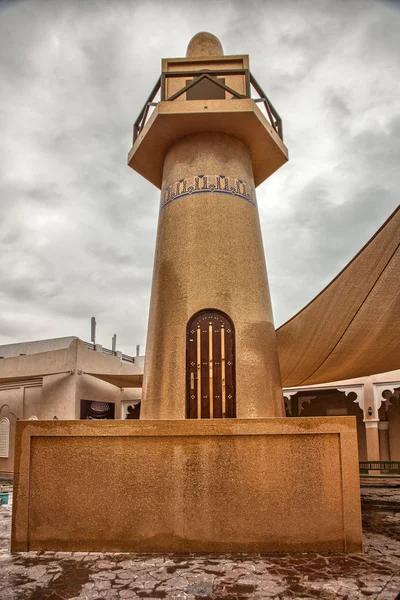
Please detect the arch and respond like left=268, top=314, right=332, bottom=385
left=186, top=309, right=236, bottom=419
left=28, top=415, right=38, bottom=421
left=0, top=417, right=10, bottom=458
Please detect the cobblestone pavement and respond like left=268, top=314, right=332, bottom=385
left=0, top=486, right=399, bottom=599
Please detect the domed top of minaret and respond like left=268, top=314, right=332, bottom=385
left=186, top=32, right=224, bottom=58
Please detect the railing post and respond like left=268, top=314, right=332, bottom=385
left=277, top=119, right=283, bottom=140
left=245, top=69, right=250, bottom=97
left=161, top=73, right=166, bottom=101
left=263, top=100, right=275, bottom=133
left=133, top=123, right=139, bottom=143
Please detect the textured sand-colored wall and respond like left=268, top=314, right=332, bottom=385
left=12, top=417, right=362, bottom=553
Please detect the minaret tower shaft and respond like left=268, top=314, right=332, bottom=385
left=128, top=32, right=288, bottom=419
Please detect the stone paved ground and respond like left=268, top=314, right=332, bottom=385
left=0, top=484, right=399, bottom=599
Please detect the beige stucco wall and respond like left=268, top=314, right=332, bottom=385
left=0, top=339, right=143, bottom=472
left=0, top=404, right=17, bottom=473
left=23, top=386, right=44, bottom=419
left=0, top=342, right=77, bottom=380
left=0, top=385, right=42, bottom=473
left=142, top=132, right=284, bottom=420
left=0, top=337, right=78, bottom=359
left=40, top=374, right=76, bottom=420
left=0, top=387, right=23, bottom=419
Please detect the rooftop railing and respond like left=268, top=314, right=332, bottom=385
left=83, top=341, right=135, bottom=363
left=133, top=69, right=283, bottom=144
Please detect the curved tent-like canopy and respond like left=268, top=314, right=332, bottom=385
left=85, top=373, right=143, bottom=388
left=277, top=205, right=400, bottom=388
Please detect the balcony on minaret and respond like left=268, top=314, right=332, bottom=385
left=128, top=32, right=288, bottom=189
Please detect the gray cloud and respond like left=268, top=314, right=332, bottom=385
left=0, top=0, right=399, bottom=353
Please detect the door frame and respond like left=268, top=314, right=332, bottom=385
left=185, top=308, right=236, bottom=419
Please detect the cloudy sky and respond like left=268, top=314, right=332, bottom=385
left=0, top=0, right=399, bottom=355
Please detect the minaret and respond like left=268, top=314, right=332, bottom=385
left=128, top=32, right=288, bottom=420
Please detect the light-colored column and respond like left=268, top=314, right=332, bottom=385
left=364, top=421, right=380, bottom=463
left=364, top=381, right=380, bottom=471
left=378, top=421, right=390, bottom=462
left=362, top=379, right=380, bottom=471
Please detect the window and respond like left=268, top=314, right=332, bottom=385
left=0, top=418, right=10, bottom=458
left=186, top=77, right=226, bottom=100
left=80, top=400, right=115, bottom=420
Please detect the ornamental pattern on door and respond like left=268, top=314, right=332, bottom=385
left=186, top=310, right=236, bottom=419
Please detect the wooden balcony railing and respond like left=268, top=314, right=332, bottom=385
left=359, top=461, right=400, bottom=474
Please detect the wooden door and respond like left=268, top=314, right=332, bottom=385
left=187, top=310, right=235, bottom=419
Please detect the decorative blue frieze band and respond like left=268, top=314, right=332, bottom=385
left=161, top=174, right=257, bottom=209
